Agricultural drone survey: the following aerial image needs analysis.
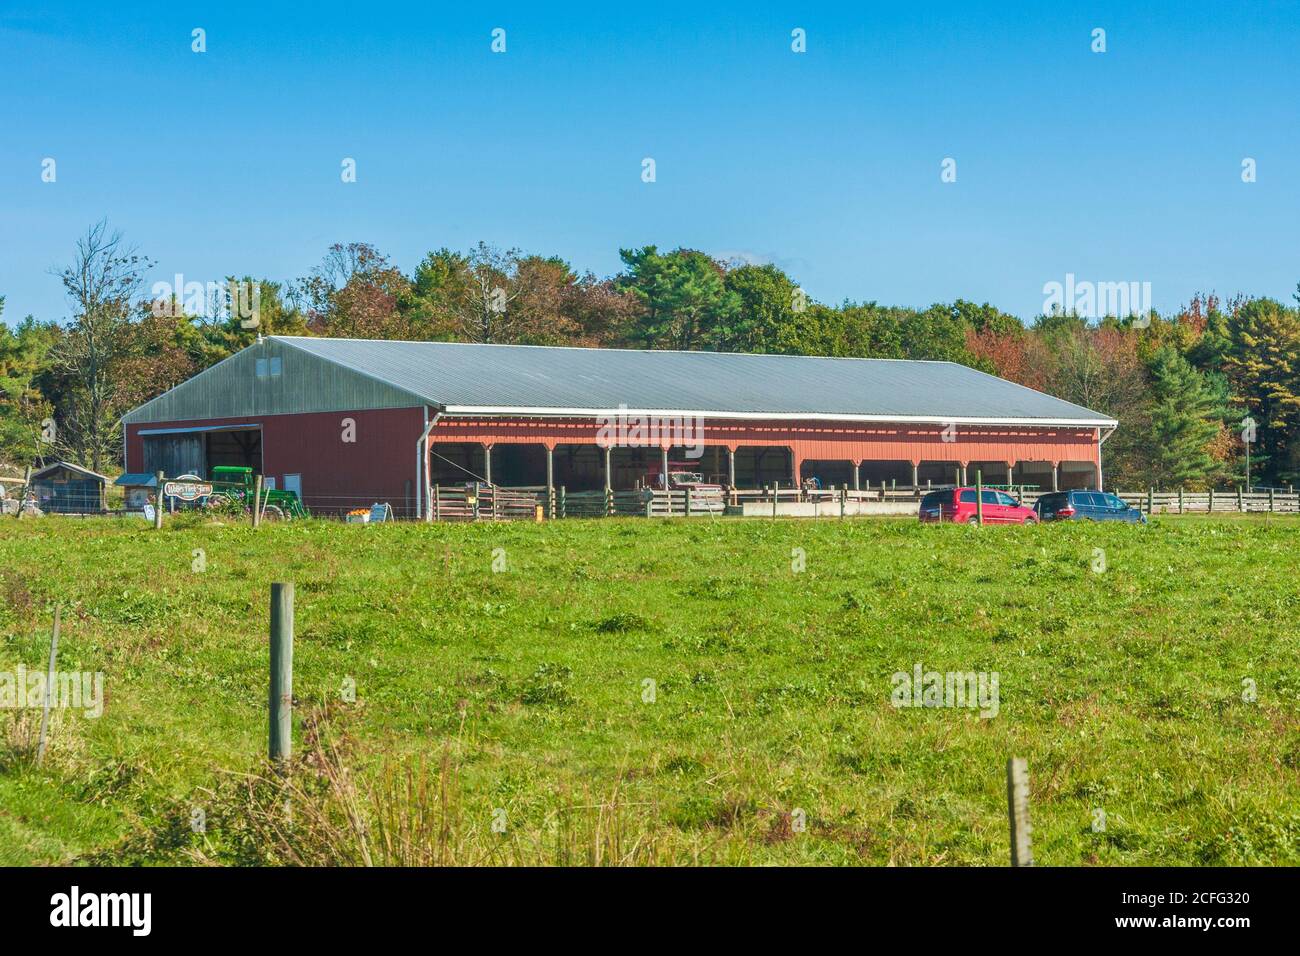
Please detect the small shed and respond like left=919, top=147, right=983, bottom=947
left=114, top=473, right=158, bottom=511
left=31, top=461, right=109, bottom=514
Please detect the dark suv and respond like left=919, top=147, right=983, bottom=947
left=1034, top=490, right=1146, bottom=523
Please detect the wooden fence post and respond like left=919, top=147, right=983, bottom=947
left=472, top=482, right=480, bottom=521
left=1208, top=487, right=1214, bottom=513
left=1178, top=487, right=1184, bottom=514
left=252, top=474, right=263, bottom=529
left=840, top=484, right=847, bottom=518
left=1237, top=485, right=1243, bottom=512
left=14, top=465, right=31, bottom=521
left=36, top=605, right=61, bottom=765
left=645, top=491, right=654, bottom=519
left=434, top=484, right=441, bottom=521
left=684, top=486, right=691, bottom=518
left=1269, top=487, right=1275, bottom=512
left=1006, top=757, right=1033, bottom=867
left=269, top=583, right=294, bottom=763
left=154, top=471, right=165, bottom=530
left=1147, top=487, right=1153, bottom=515
left=771, top=483, right=778, bottom=519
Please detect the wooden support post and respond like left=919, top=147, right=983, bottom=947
left=545, top=446, right=555, bottom=518
left=910, top=462, right=918, bottom=491
left=483, top=444, right=492, bottom=486
left=36, top=605, right=61, bottom=765
left=269, top=582, right=294, bottom=764
left=727, top=447, right=736, bottom=491
left=960, top=464, right=968, bottom=486
left=154, top=471, right=165, bottom=530
left=434, top=484, right=441, bottom=521
left=15, top=465, right=31, bottom=520
left=1051, top=465, right=1059, bottom=492
left=1006, top=757, right=1033, bottom=867
left=252, top=474, right=263, bottom=529
left=853, top=463, right=861, bottom=491
left=604, top=446, right=612, bottom=516
left=660, top=447, right=669, bottom=491
left=976, top=469, right=984, bottom=525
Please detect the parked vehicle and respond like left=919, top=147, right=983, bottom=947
left=644, top=461, right=724, bottom=494
left=1034, top=490, right=1146, bottom=523
left=918, top=487, right=1037, bottom=524
left=206, top=466, right=309, bottom=519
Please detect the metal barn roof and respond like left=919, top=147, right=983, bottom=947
left=124, top=336, right=1116, bottom=427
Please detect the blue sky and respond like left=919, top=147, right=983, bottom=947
left=2, top=1, right=1298, bottom=325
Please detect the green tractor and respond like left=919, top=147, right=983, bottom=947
left=206, top=466, right=309, bottom=520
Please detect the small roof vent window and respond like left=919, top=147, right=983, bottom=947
left=255, top=357, right=283, bottom=378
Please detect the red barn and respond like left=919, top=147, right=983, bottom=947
left=121, top=336, right=1117, bottom=516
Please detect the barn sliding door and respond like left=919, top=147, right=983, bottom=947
left=143, top=434, right=207, bottom=478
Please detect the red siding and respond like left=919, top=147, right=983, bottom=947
left=427, top=416, right=1101, bottom=471
left=125, top=407, right=426, bottom=515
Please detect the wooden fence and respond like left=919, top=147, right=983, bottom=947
left=421, top=482, right=1300, bottom=521
left=427, top=484, right=544, bottom=521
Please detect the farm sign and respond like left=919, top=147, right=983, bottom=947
left=163, top=476, right=213, bottom=501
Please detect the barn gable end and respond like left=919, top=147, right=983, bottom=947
left=121, top=337, right=429, bottom=425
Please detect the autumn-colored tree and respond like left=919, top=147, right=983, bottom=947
left=297, top=243, right=415, bottom=339
left=964, top=325, right=1048, bottom=390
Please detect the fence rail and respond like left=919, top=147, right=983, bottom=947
left=311, top=482, right=1300, bottom=522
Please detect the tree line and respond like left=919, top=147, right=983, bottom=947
left=3, top=220, right=1298, bottom=488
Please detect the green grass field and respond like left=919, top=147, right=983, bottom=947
left=0, top=513, right=1297, bottom=865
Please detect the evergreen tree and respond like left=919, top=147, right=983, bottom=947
left=1146, top=345, right=1222, bottom=487
left=1222, top=298, right=1300, bottom=483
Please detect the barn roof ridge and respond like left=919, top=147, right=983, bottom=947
left=263, top=336, right=1116, bottom=427
left=266, top=334, right=955, bottom=365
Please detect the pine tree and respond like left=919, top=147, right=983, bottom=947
left=1223, top=298, right=1300, bottom=483
left=1146, top=345, right=1221, bottom=487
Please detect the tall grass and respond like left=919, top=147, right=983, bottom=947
left=191, top=709, right=671, bottom=866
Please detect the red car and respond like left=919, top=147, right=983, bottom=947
left=918, top=487, right=1037, bottom=524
